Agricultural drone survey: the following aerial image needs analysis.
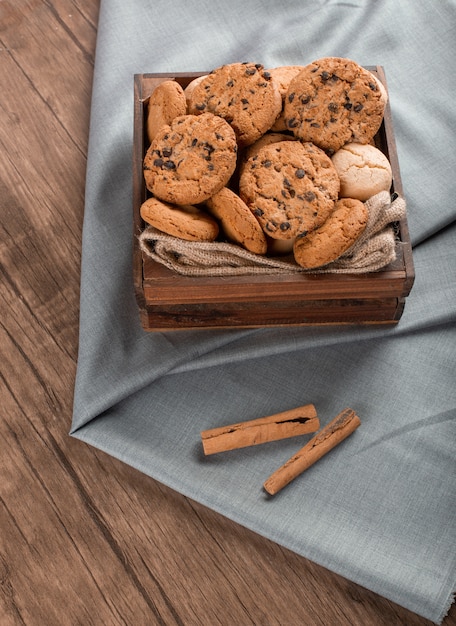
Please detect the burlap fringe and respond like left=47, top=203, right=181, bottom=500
left=139, top=191, right=407, bottom=277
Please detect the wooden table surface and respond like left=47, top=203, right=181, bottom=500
left=1, top=2, right=454, bottom=624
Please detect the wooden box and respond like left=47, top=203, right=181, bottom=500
left=133, top=68, right=414, bottom=331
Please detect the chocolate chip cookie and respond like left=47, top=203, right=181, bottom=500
left=293, top=197, right=368, bottom=268
left=143, top=112, right=237, bottom=205
left=205, top=187, right=267, bottom=254
left=146, top=80, right=187, bottom=144
left=267, top=65, right=304, bottom=131
left=187, top=62, right=282, bottom=147
left=239, top=140, right=340, bottom=239
left=242, top=131, right=295, bottom=163
left=284, top=57, right=386, bottom=153
left=140, top=197, right=219, bottom=241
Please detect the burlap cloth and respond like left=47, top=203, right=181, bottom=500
left=138, top=191, right=407, bottom=276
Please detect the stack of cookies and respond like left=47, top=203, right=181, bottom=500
left=141, top=58, right=394, bottom=270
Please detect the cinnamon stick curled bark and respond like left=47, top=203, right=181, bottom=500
left=201, top=404, right=319, bottom=455
left=263, top=407, right=361, bottom=496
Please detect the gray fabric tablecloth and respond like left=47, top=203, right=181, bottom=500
left=72, top=1, right=456, bottom=622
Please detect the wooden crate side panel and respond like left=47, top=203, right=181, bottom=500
left=138, top=297, right=404, bottom=331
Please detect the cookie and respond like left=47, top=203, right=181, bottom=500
left=267, top=65, right=304, bottom=131
left=143, top=113, right=237, bottom=205
left=293, top=198, right=368, bottom=269
left=146, top=80, right=187, bottom=144
left=205, top=187, right=267, bottom=255
left=239, top=140, right=340, bottom=239
left=368, top=71, right=388, bottom=107
left=267, top=236, right=296, bottom=256
left=284, top=57, right=386, bottom=153
left=140, top=197, right=219, bottom=241
left=331, top=142, right=392, bottom=201
left=242, top=132, right=295, bottom=163
left=187, top=62, right=282, bottom=147
left=183, top=74, right=208, bottom=109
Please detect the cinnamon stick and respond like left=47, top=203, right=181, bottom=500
left=201, top=404, right=319, bottom=455
left=263, top=407, right=361, bottom=495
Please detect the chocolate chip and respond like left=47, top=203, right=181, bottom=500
left=162, top=147, right=172, bottom=157
left=295, top=169, right=305, bottom=179
left=280, top=222, right=291, bottom=231
left=226, top=79, right=234, bottom=87
left=263, top=71, right=271, bottom=80
left=253, top=208, right=264, bottom=216
left=354, top=103, right=364, bottom=112
left=369, top=81, right=378, bottom=91
left=301, top=95, right=311, bottom=105
left=328, top=102, right=338, bottom=112
left=191, top=138, right=198, bottom=147
left=310, top=122, right=320, bottom=128
left=287, top=117, right=298, bottom=129
left=245, top=66, right=257, bottom=76
left=288, top=92, right=295, bottom=103
left=153, top=158, right=164, bottom=167
left=195, top=103, right=206, bottom=111
left=344, top=102, right=353, bottom=110
left=203, top=143, right=214, bottom=153
left=321, top=71, right=330, bottom=81
left=303, top=191, right=316, bottom=202
left=164, top=160, right=175, bottom=170
left=202, top=143, right=214, bottom=160
left=283, top=179, right=295, bottom=197
left=263, top=160, right=272, bottom=168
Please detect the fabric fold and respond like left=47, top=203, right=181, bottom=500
left=72, top=1, right=456, bottom=622
left=138, top=191, right=405, bottom=276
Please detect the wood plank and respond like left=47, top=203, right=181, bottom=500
left=0, top=1, right=454, bottom=625
left=142, top=260, right=408, bottom=303
left=139, top=297, right=403, bottom=331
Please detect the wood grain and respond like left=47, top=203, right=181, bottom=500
left=1, top=1, right=454, bottom=624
